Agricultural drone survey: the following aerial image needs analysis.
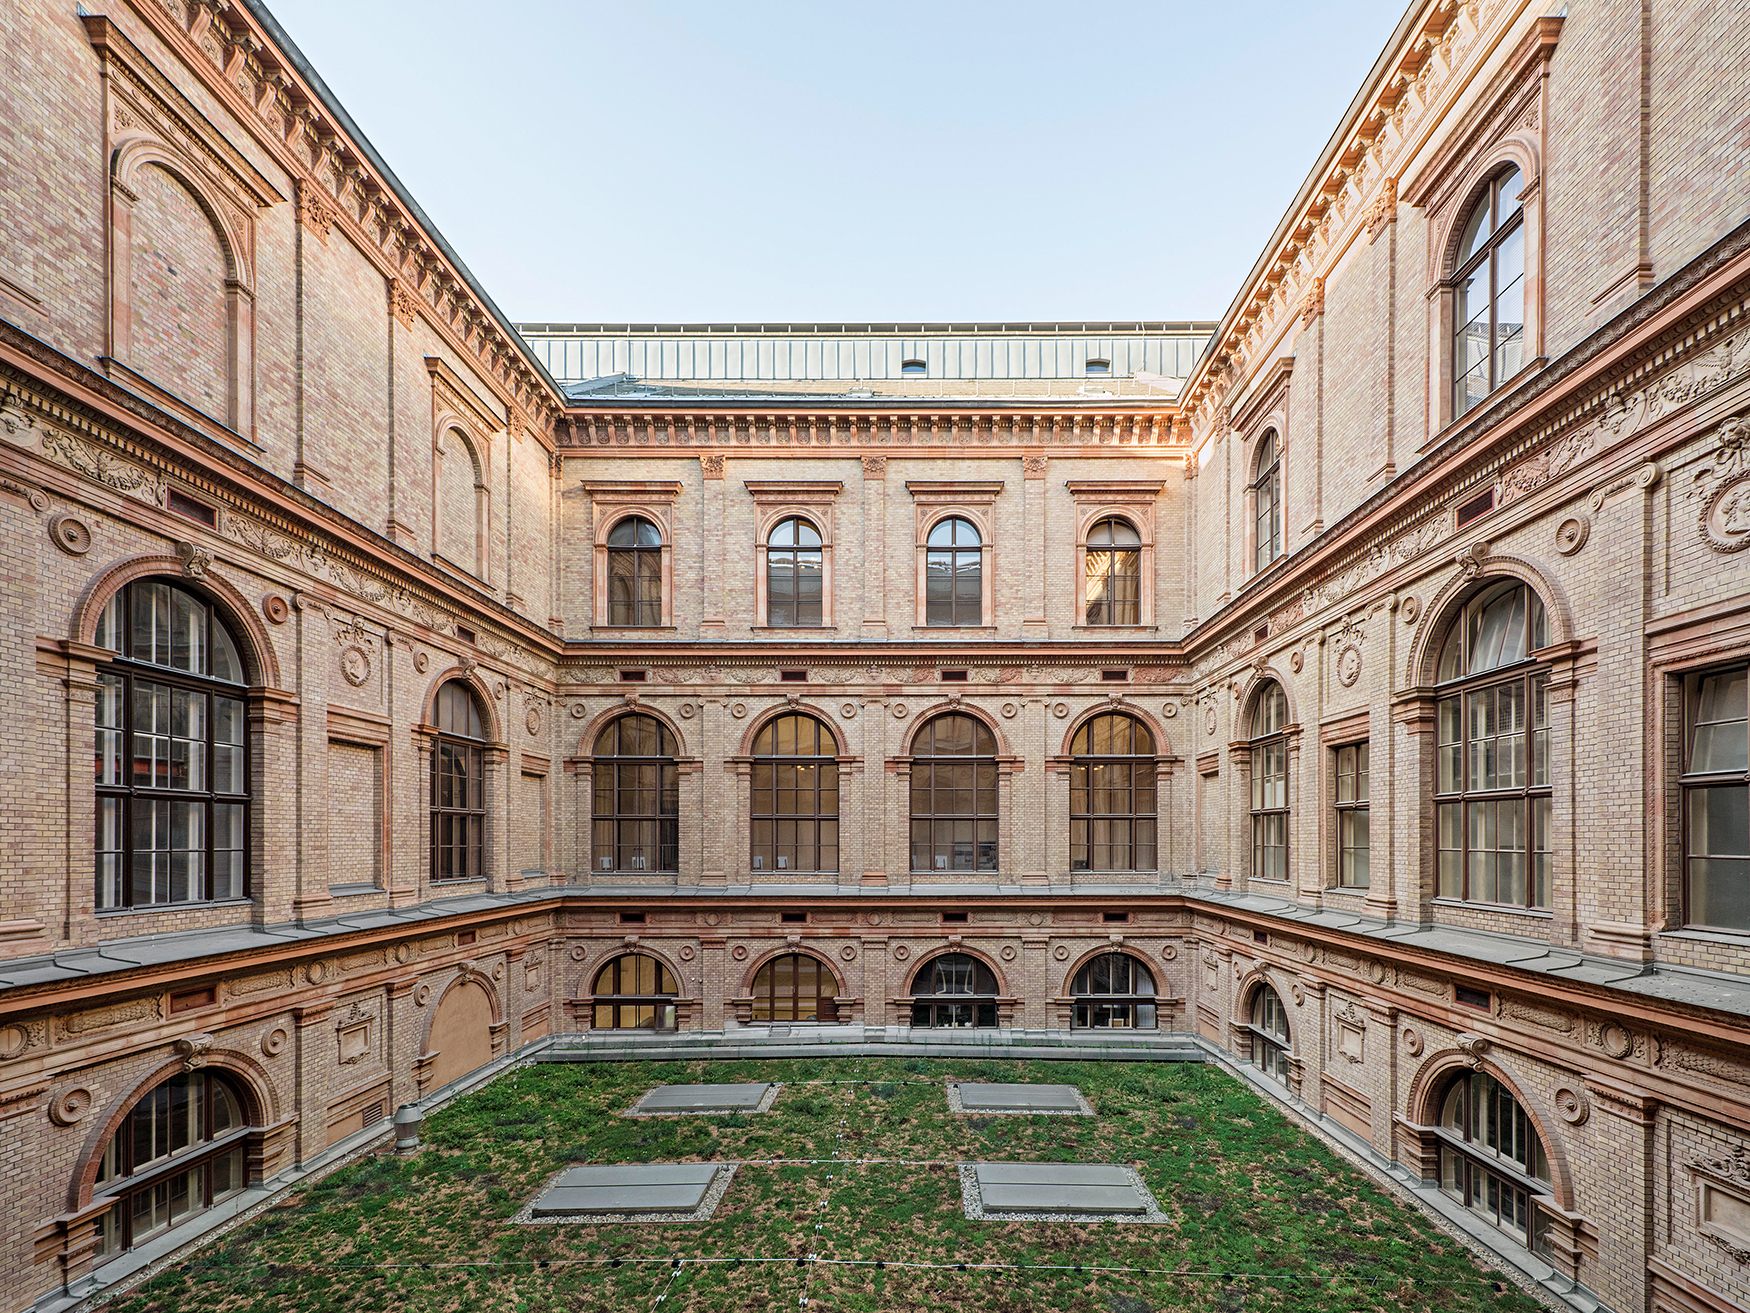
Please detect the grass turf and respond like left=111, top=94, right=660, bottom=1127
left=105, top=1057, right=1544, bottom=1313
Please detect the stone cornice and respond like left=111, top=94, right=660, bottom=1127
left=559, top=409, right=1183, bottom=453
left=122, top=0, right=562, bottom=433
left=1181, top=0, right=1532, bottom=431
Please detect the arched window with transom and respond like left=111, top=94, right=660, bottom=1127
left=94, top=579, right=249, bottom=910
left=750, top=952, right=837, bottom=1023
left=591, top=714, right=679, bottom=874
left=1434, top=581, right=1550, bottom=908
left=1070, top=712, right=1157, bottom=872
left=1434, top=1069, right=1554, bottom=1256
left=1450, top=166, right=1525, bottom=418
left=751, top=713, right=838, bottom=874
left=1248, top=682, right=1289, bottom=882
left=1070, top=952, right=1158, bottom=1029
left=1084, top=516, right=1142, bottom=625
left=1251, top=431, right=1283, bottom=573
left=924, top=516, right=983, bottom=626
left=909, top=952, right=999, bottom=1028
left=430, top=681, right=486, bottom=883
left=605, top=515, right=664, bottom=627
left=1248, top=982, right=1291, bottom=1085
left=94, top=1070, right=254, bottom=1257
left=909, top=713, right=998, bottom=873
left=767, top=517, right=824, bottom=627
left=591, top=953, right=679, bottom=1030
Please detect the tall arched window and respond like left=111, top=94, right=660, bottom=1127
left=431, top=681, right=486, bottom=883
left=925, top=516, right=983, bottom=626
left=1434, top=581, right=1550, bottom=908
left=1435, top=1070, right=1552, bottom=1255
left=591, top=714, right=679, bottom=874
left=750, top=953, right=837, bottom=1022
left=909, top=953, right=999, bottom=1027
left=1451, top=166, right=1525, bottom=418
left=1084, top=516, right=1142, bottom=625
left=591, top=953, right=679, bottom=1030
left=1248, top=983, right=1291, bottom=1085
left=1069, top=712, right=1157, bottom=872
left=94, top=579, right=249, bottom=910
left=1070, top=952, right=1158, bottom=1029
left=909, top=713, right=998, bottom=873
left=1248, top=683, right=1289, bottom=882
left=1251, top=431, right=1282, bottom=572
left=94, top=1070, right=253, bottom=1257
left=751, top=713, right=838, bottom=873
left=767, top=517, right=824, bottom=627
left=605, top=515, right=664, bottom=627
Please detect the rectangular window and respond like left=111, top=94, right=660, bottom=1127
left=1683, top=666, right=1749, bottom=932
left=1335, top=742, right=1370, bottom=889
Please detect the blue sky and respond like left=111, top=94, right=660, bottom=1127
left=269, top=0, right=1408, bottom=324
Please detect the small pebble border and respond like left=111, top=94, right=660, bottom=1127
left=945, top=1083, right=1093, bottom=1116
left=956, top=1162, right=1170, bottom=1225
left=513, top=1163, right=741, bottom=1226
left=622, top=1084, right=784, bottom=1118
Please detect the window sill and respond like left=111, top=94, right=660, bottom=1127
left=1658, top=926, right=1750, bottom=947
left=1430, top=897, right=1552, bottom=919
left=1070, top=625, right=1159, bottom=635
left=910, top=870, right=1002, bottom=878
left=590, top=625, right=678, bottom=635
left=749, top=625, right=838, bottom=634
left=97, top=898, right=252, bottom=917
left=431, top=877, right=486, bottom=887
left=1068, top=869, right=1161, bottom=877
left=1325, top=883, right=1371, bottom=896
left=910, top=625, right=996, bottom=635
left=327, top=883, right=383, bottom=897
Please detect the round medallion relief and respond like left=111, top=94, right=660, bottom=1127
left=1052, top=944, right=1070, bottom=961
left=839, top=945, right=858, bottom=962
left=1400, top=596, right=1421, bottom=624
left=1159, top=944, right=1178, bottom=962
left=730, top=702, right=748, bottom=719
left=261, top=594, right=291, bottom=625
left=0, top=1023, right=32, bottom=1060
left=703, top=912, right=722, bottom=927
left=49, top=1087, right=94, bottom=1127
left=47, top=513, right=92, bottom=556
left=339, top=645, right=371, bottom=687
left=892, top=945, right=911, bottom=961
left=840, top=703, right=858, bottom=719
left=1288, top=650, right=1303, bottom=674
left=1555, top=516, right=1590, bottom=556
left=306, top=960, right=329, bottom=986
left=1401, top=1026, right=1424, bottom=1057
left=413, top=982, right=433, bottom=1007
left=730, top=944, right=749, bottom=962
left=569, top=945, right=588, bottom=962
left=1162, top=702, right=1178, bottom=719
left=1700, top=473, right=1750, bottom=553
left=1336, top=646, right=1362, bottom=688
left=891, top=703, right=909, bottom=719
left=413, top=650, right=430, bottom=673
left=1000, top=702, right=1019, bottom=719
left=261, top=1025, right=290, bottom=1057
left=394, top=943, right=412, bottom=965
left=679, top=702, right=697, bottom=719
left=1598, top=1021, right=1635, bottom=1058
left=569, top=701, right=587, bottom=719
left=525, top=705, right=542, bottom=736
left=1051, top=702, right=1069, bottom=719
left=678, top=945, right=697, bottom=962
left=999, top=945, right=1017, bottom=963
left=1204, top=705, right=1218, bottom=737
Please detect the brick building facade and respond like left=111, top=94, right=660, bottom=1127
left=1, top=1, right=1748, bottom=1310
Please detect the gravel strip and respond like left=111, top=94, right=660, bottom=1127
left=512, top=1163, right=740, bottom=1226
left=945, top=1083, right=1093, bottom=1116
left=621, top=1083, right=783, bottom=1118
left=956, top=1163, right=1170, bottom=1225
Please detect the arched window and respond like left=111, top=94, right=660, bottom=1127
left=925, top=516, right=983, bottom=626
left=750, top=953, right=837, bottom=1023
left=1434, top=581, right=1550, bottom=908
left=766, top=517, right=824, bottom=627
left=1451, top=166, right=1525, bottom=417
left=591, top=714, right=679, bottom=874
left=1084, top=358, right=1111, bottom=377
left=1251, top=431, right=1283, bottom=572
left=1248, top=683, right=1289, bottom=882
left=1247, top=983, right=1291, bottom=1085
left=591, top=953, right=680, bottom=1030
left=1435, top=1070, right=1553, bottom=1255
left=1682, top=665, right=1748, bottom=930
left=605, top=515, right=664, bottom=627
left=1084, top=516, right=1142, bottom=626
left=94, top=579, right=249, bottom=910
left=751, top=713, right=838, bottom=873
left=909, top=952, right=999, bottom=1028
left=909, top=713, right=998, bottom=873
left=1070, top=952, right=1158, bottom=1029
left=431, top=681, right=486, bottom=883
left=94, top=1070, right=252, bottom=1257
left=1070, top=712, right=1157, bottom=872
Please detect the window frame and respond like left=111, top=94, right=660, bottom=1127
left=1432, top=582, right=1552, bottom=911
left=749, top=952, right=837, bottom=1023
left=923, top=514, right=985, bottom=627
left=429, top=682, right=487, bottom=884
left=1680, top=664, right=1749, bottom=933
left=1250, top=430, right=1283, bottom=574
left=93, top=579, right=250, bottom=912
left=93, top=1070, right=253, bottom=1258
left=590, top=952, right=680, bottom=1031
left=1448, top=167, right=1527, bottom=420
left=764, top=515, right=826, bottom=628
left=908, top=712, right=1000, bottom=873
left=1334, top=741, right=1371, bottom=889
left=908, top=952, right=1000, bottom=1028
left=1248, top=683, right=1290, bottom=883
left=750, top=713, right=839, bottom=874
left=1082, top=515, right=1143, bottom=626
left=1432, top=1069, right=1554, bottom=1256
left=1069, top=951, right=1158, bottom=1030
left=590, top=713, right=680, bottom=875
left=1247, top=983, right=1292, bottom=1085
left=1068, top=712, right=1158, bottom=873
left=603, top=514, right=666, bottom=628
